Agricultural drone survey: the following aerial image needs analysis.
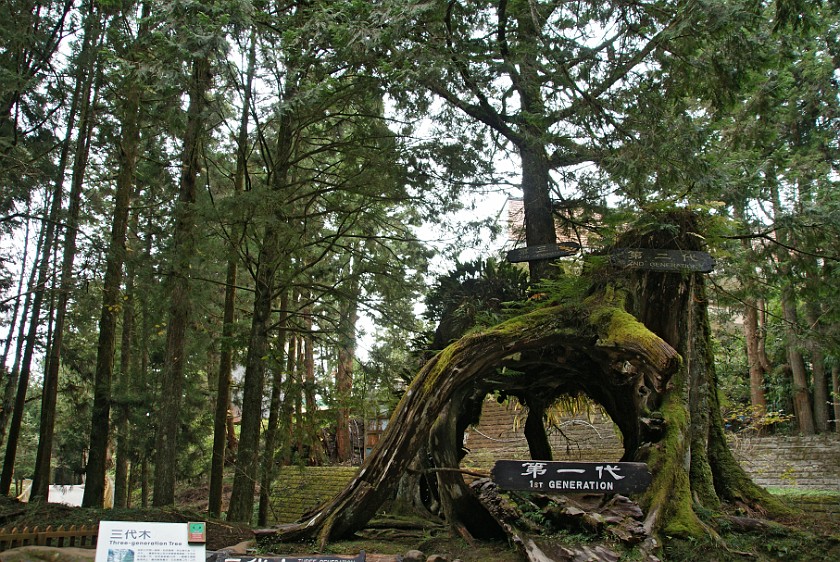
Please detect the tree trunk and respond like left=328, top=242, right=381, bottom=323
left=780, top=289, right=816, bottom=435
left=303, top=301, right=322, bottom=465
left=768, top=173, right=815, bottom=435
left=83, top=47, right=143, bottom=507
left=227, top=222, right=281, bottom=522
left=274, top=274, right=679, bottom=545
left=0, top=206, right=38, bottom=449
left=743, top=298, right=768, bottom=415
left=33, top=11, right=101, bottom=500
left=805, top=301, right=828, bottom=433
left=518, top=145, right=556, bottom=283
left=258, top=292, right=290, bottom=526
left=271, top=212, right=781, bottom=548
left=209, top=29, right=255, bottom=519
left=227, top=66, right=298, bottom=520
left=153, top=55, right=212, bottom=506
left=335, top=283, right=359, bottom=463
left=0, top=28, right=84, bottom=492
left=113, top=254, right=136, bottom=509
left=522, top=398, right=552, bottom=461
left=832, top=363, right=840, bottom=433
left=621, top=213, right=782, bottom=536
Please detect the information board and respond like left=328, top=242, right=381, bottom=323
left=492, top=460, right=651, bottom=494
left=95, top=521, right=205, bottom=562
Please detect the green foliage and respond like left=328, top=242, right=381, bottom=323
left=422, top=258, right=529, bottom=349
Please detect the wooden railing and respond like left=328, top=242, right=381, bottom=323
left=0, top=524, right=98, bottom=551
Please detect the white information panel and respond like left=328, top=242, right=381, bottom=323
left=95, top=521, right=205, bottom=562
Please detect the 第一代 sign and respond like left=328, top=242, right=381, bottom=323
left=491, top=460, right=651, bottom=494
left=95, top=520, right=205, bottom=562
left=610, top=248, right=714, bottom=273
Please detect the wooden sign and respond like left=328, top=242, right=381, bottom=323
left=610, top=248, right=714, bottom=273
left=506, top=241, right=581, bottom=263
left=491, top=460, right=651, bottom=494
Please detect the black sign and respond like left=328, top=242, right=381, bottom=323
left=506, top=242, right=581, bottom=263
left=206, top=553, right=365, bottom=562
left=491, top=460, right=651, bottom=494
left=610, top=248, right=714, bottom=273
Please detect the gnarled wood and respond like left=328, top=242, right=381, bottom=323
left=273, top=291, right=679, bottom=546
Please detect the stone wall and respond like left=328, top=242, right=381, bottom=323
left=465, top=400, right=840, bottom=493
left=462, top=400, right=624, bottom=472
left=265, top=408, right=840, bottom=525
left=269, top=466, right=359, bottom=524
left=728, top=433, right=840, bottom=490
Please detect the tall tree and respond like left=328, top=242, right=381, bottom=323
left=374, top=0, right=729, bottom=281
left=152, top=51, right=213, bottom=505
left=32, top=3, right=103, bottom=501
left=0, top=0, right=93, bottom=495
left=209, top=29, right=256, bottom=518
left=83, top=2, right=148, bottom=507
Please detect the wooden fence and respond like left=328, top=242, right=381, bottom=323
left=0, top=524, right=98, bottom=551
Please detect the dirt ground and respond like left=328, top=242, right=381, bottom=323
left=0, top=495, right=254, bottom=552
left=1, top=491, right=839, bottom=561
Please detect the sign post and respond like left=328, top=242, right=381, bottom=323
left=491, top=460, right=651, bottom=494
left=506, top=242, right=580, bottom=263
left=610, top=248, right=714, bottom=273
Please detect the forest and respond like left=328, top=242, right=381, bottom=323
left=0, top=0, right=838, bottom=554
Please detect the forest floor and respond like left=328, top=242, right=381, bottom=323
left=0, top=488, right=838, bottom=561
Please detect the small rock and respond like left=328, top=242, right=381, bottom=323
left=404, top=549, right=425, bottom=562
left=426, top=555, right=448, bottom=562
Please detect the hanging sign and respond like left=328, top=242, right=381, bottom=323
left=610, top=248, right=714, bottom=273
left=95, top=521, right=205, bottom=562
left=492, top=460, right=651, bottom=494
left=506, top=241, right=581, bottom=263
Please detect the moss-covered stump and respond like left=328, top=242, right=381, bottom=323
left=270, top=283, right=679, bottom=548
left=266, top=211, right=786, bottom=556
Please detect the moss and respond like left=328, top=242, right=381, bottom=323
left=640, top=373, right=707, bottom=539
left=421, top=343, right=462, bottom=395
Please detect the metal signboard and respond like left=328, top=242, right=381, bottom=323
left=491, top=460, right=651, bottom=494
left=610, top=248, right=714, bottom=273
left=506, top=242, right=581, bottom=263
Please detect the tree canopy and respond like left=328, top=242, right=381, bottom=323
left=0, top=1, right=837, bottom=552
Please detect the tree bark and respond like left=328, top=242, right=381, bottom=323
left=743, top=298, right=768, bottom=416
left=832, top=363, right=840, bottom=433
left=258, top=292, right=290, bottom=526
left=226, top=224, right=280, bottom=522
left=780, top=289, right=816, bottom=435
left=335, top=269, right=359, bottom=463
left=113, top=250, right=136, bottom=509
left=805, top=301, right=829, bottom=433
left=768, top=173, right=815, bottom=435
left=619, top=212, right=782, bottom=536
